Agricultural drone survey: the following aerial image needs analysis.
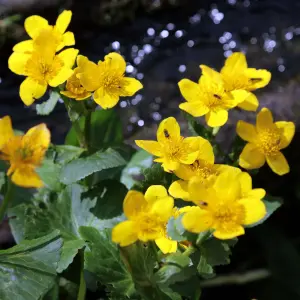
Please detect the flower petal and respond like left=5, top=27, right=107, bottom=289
left=179, top=101, right=209, bottom=117
left=24, top=15, right=49, bottom=38
left=12, top=167, right=44, bottom=188
left=155, top=237, right=177, bottom=254
left=0, top=116, right=14, bottom=148
left=161, top=160, right=180, bottom=172
left=112, top=221, right=138, bottom=246
left=157, top=117, right=181, bottom=144
left=135, top=140, right=161, bottom=156
left=48, top=67, right=73, bottom=87
left=197, top=137, right=215, bottom=164
left=200, top=65, right=223, bottom=84
left=244, top=68, right=271, bottom=90
left=178, top=79, right=202, bottom=102
left=94, top=87, right=120, bottom=109
left=237, top=171, right=252, bottom=196
left=23, top=123, right=51, bottom=149
left=8, top=52, right=30, bottom=75
left=236, top=120, right=257, bottom=143
left=256, top=107, right=274, bottom=131
left=188, top=177, right=213, bottom=204
left=266, top=152, right=290, bottom=175
left=221, top=52, right=247, bottom=75
left=58, top=48, right=79, bottom=68
left=150, top=197, right=174, bottom=222
left=144, top=185, right=169, bottom=202
left=182, top=208, right=213, bottom=233
left=239, top=143, right=266, bottom=170
left=104, top=52, right=126, bottom=72
left=62, top=31, right=75, bottom=46
left=174, top=164, right=195, bottom=181
left=230, top=89, right=250, bottom=106
left=12, top=40, right=34, bottom=53
left=213, top=226, right=245, bottom=240
left=20, top=78, right=47, bottom=106
left=237, top=92, right=259, bottom=111
left=205, top=110, right=228, bottom=127
left=169, top=180, right=191, bottom=201
left=55, top=10, right=72, bottom=33
left=240, top=198, right=266, bottom=225
left=123, top=190, right=146, bottom=220
left=121, top=77, right=143, bottom=96
left=275, top=121, right=295, bottom=149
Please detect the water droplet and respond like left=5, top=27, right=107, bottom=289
left=178, top=65, right=186, bottom=72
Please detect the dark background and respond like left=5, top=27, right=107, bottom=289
left=1, top=0, right=300, bottom=299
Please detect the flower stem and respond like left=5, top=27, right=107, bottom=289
left=182, top=245, right=197, bottom=256
left=84, top=110, right=92, bottom=153
left=77, top=250, right=86, bottom=300
left=0, top=178, right=14, bottom=222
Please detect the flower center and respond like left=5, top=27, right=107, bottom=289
left=189, top=160, right=217, bottom=180
left=100, top=69, right=123, bottom=94
left=212, top=202, right=245, bottom=232
left=66, top=74, right=87, bottom=96
left=136, top=213, right=164, bottom=241
left=257, top=128, right=281, bottom=155
left=164, top=138, right=188, bottom=161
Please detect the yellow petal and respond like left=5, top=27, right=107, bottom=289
left=230, top=89, right=251, bottom=106
left=169, top=180, right=191, bottom=201
left=23, top=123, right=50, bottom=149
left=237, top=92, right=259, bottom=111
left=150, top=197, right=174, bottom=222
left=266, top=152, right=290, bottom=175
left=244, top=68, right=271, bottom=90
left=205, top=110, right=228, bottom=127
left=213, top=226, right=245, bottom=240
left=213, top=171, right=240, bottom=202
left=182, top=208, right=213, bottom=233
left=200, top=65, right=223, bottom=84
left=179, top=101, right=209, bottom=117
left=161, top=160, right=180, bottom=172
left=112, top=220, right=138, bottom=246
left=77, top=55, right=101, bottom=91
left=12, top=40, right=33, bottom=53
left=104, top=52, right=126, bottom=72
left=144, top=185, right=168, bottom=202
left=236, top=120, right=257, bottom=143
left=94, top=87, right=120, bottom=109
left=237, top=172, right=252, bottom=195
left=157, top=117, right=181, bottom=144
left=221, top=52, right=247, bottom=75
left=123, top=190, right=146, bottom=219
left=240, top=198, right=266, bottom=225
left=58, top=48, right=79, bottom=68
left=121, top=77, right=143, bottom=96
left=48, top=67, right=73, bottom=87
left=24, top=15, right=49, bottom=38
left=178, top=79, right=202, bottom=102
left=181, top=137, right=202, bottom=164
left=55, top=10, right=72, bottom=33
left=0, top=116, right=14, bottom=148
left=8, top=52, right=30, bottom=75
left=155, top=237, right=177, bottom=254
left=60, top=90, right=91, bottom=100
left=188, top=177, right=213, bottom=204
left=11, top=167, right=43, bottom=188
left=135, top=140, right=161, bottom=156
left=246, top=188, right=266, bottom=200
left=61, top=31, right=75, bottom=47
left=20, top=78, right=47, bottom=106
left=197, top=137, right=215, bottom=164
left=173, top=164, right=194, bottom=181
left=239, top=143, right=266, bottom=170
left=256, top=107, right=274, bottom=131
left=275, top=121, right=295, bottom=149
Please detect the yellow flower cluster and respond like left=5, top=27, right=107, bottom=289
left=8, top=11, right=143, bottom=109
left=0, top=116, right=50, bottom=187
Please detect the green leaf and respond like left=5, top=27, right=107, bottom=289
left=247, top=195, right=283, bottom=227
left=0, top=230, right=62, bottom=300
left=36, top=159, right=62, bottom=192
left=0, top=172, right=5, bottom=191
left=79, top=226, right=136, bottom=298
left=87, top=180, right=127, bottom=219
left=197, top=255, right=215, bottom=279
left=167, top=216, right=186, bottom=242
left=60, top=148, right=127, bottom=185
left=65, top=109, right=123, bottom=149
left=120, top=149, right=153, bottom=189
left=36, top=91, right=60, bottom=115
left=54, top=145, right=85, bottom=165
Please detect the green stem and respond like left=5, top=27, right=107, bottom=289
left=196, top=230, right=211, bottom=246
left=182, top=245, right=197, bottom=256
left=84, top=110, right=92, bottom=153
left=0, top=178, right=14, bottom=222
left=77, top=250, right=86, bottom=300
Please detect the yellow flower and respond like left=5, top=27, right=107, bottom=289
left=220, top=52, right=271, bottom=111
left=182, top=171, right=266, bottom=239
left=112, top=185, right=177, bottom=254
left=135, top=117, right=200, bottom=172
left=237, top=107, right=295, bottom=175
left=9, top=38, right=78, bottom=105
left=76, top=52, right=143, bottom=109
left=178, top=65, right=247, bottom=127
left=61, top=68, right=91, bottom=100
left=13, top=10, right=75, bottom=53
left=169, top=136, right=241, bottom=200
left=0, top=116, right=50, bottom=188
